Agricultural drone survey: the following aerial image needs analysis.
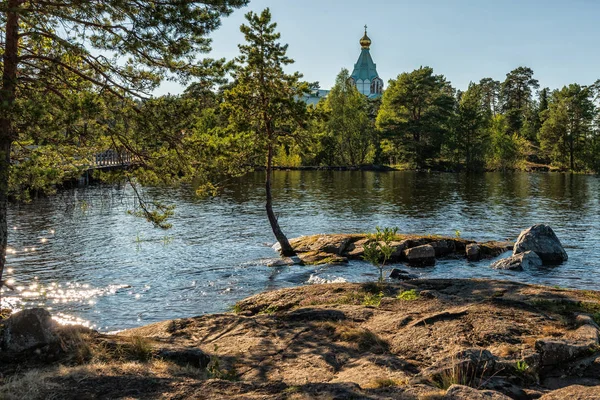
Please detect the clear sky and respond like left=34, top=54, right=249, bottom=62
left=156, top=0, right=600, bottom=95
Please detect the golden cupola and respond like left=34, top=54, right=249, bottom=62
left=360, top=25, right=371, bottom=49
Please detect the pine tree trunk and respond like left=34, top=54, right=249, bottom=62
left=265, top=138, right=295, bottom=257
left=0, top=0, right=20, bottom=294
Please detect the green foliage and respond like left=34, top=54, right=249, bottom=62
left=500, top=67, right=540, bottom=135
left=446, top=83, right=491, bottom=170
left=363, top=226, right=398, bottom=283
left=222, top=8, right=308, bottom=256
left=128, top=202, right=175, bottom=230
left=397, top=289, right=420, bottom=301
left=207, top=345, right=238, bottom=381
left=515, top=360, right=529, bottom=374
left=377, top=67, right=455, bottom=168
left=485, top=115, right=527, bottom=170
left=259, top=305, right=279, bottom=315
left=539, top=84, right=596, bottom=171
left=320, top=68, right=377, bottom=166
left=361, top=291, right=384, bottom=307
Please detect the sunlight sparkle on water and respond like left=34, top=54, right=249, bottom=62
left=52, top=313, right=93, bottom=328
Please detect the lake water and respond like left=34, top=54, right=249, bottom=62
left=2, top=171, right=599, bottom=331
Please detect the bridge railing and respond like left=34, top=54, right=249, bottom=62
left=94, top=150, right=133, bottom=167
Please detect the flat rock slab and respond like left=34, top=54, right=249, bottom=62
left=536, top=323, right=599, bottom=367
left=444, top=384, right=512, bottom=399
left=539, top=384, right=600, bottom=399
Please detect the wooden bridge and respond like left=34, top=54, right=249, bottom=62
left=92, top=149, right=134, bottom=169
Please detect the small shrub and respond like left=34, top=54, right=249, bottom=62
left=363, top=226, right=398, bottom=283
left=206, top=345, right=238, bottom=381
left=397, top=289, right=420, bottom=301
left=229, top=304, right=242, bottom=314
left=362, top=292, right=384, bottom=307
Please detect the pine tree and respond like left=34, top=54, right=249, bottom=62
left=223, top=8, right=308, bottom=257
left=376, top=67, right=455, bottom=169
left=0, top=0, right=247, bottom=292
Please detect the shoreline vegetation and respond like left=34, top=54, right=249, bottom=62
left=1, top=279, right=600, bottom=399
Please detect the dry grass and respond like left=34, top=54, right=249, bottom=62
left=330, top=322, right=390, bottom=354
left=417, top=390, right=446, bottom=400
left=0, top=359, right=207, bottom=400
left=541, top=324, right=565, bottom=337
left=431, top=353, right=494, bottom=391
left=364, top=377, right=408, bottom=388
left=495, top=343, right=518, bottom=358
left=59, top=329, right=154, bottom=364
left=0, top=370, right=56, bottom=400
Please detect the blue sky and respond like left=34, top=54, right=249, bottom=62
left=156, top=0, right=600, bottom=95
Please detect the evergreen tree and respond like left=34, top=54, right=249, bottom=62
left=500, top=67, right=540, bottom=135
left=479, top=78, right=501, bottom=116
left=450, top=83, right=490, bottom=170
left=539, top=84, right=595, bottom=171
left=0, top=0, right=247, bottom=291
left=223, top=8, right=308, bottom=257
left=376, top=67, right=455, bottom=168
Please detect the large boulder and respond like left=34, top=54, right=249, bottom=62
left=403, top=244, right=435, bottom=266
left=1, top=308, right=59, bottom=352
left=490, top=251, right=542, bottom=271
left=513, top=224, right=568, bottom=264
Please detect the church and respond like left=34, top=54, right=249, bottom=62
left=350, top=27, right=384, bottom=98
left=303, top=27, right=383, bottom=105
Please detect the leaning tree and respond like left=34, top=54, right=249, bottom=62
left=223, top=8, right=308, bottom=257
left=0, top=0, right=248, bottom=293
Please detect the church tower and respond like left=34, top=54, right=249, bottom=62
left=350, top=26, right=383, bottom=98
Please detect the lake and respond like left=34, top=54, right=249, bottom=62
left=2, top=171, right=599, bottom=331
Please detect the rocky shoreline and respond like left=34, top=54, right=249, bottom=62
left=0, top=225, right=592, bottom=399
left=1, top=277, right=600, bottom=399
left=271, top=233, right=514, bottom=267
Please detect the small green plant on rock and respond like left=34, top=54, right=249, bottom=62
left=207, top=345, right=238, bottom=381
left=515, top=360, right=529, bottom=374
left=363, top=226, right=398, bottom=283
left=259, top=305, right=279, bottom=315
left=398, top=289, right=420, bottom=301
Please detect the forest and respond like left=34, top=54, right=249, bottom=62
left=3, top=6, right=600, bottom=209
